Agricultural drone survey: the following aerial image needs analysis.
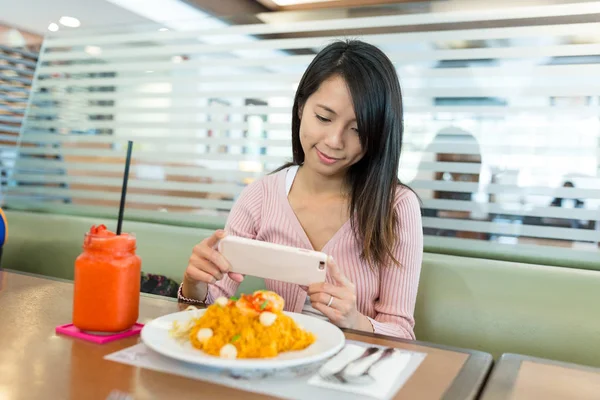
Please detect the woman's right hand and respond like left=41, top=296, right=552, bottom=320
left=182, top=230, right=244, bottom=299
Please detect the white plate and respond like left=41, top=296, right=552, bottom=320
left=141, top=309, right=345, bottom=371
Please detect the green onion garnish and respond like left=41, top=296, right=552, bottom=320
left=231, top=334, right=241, bottom=343
left=260, top=300, right=269, bottom=310
left=229, top=296, right=239, bottom=301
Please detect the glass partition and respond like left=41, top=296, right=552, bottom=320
left=7, top=2, right=600, bottom=267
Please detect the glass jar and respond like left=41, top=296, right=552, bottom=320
left=72, top=225, right=141, bottom=333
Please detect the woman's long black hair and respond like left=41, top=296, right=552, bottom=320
left=281, top=40, right=409, bottom=268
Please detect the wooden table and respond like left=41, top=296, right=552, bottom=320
left=480, top=353, right=600, bottom=400
left=0, top=269, right=492, bottom=400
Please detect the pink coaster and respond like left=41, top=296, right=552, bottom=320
left=55, top=323, right=144, bottom=344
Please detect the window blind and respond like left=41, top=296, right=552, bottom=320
left=7, top=2, right=600, bottom=266
left=0, top=44, right=38, bottom=196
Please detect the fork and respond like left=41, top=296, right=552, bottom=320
left=319, top=346, right=379, bottom=384
left=342, top=347, right=397, bottom=384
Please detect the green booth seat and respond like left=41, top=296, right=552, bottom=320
left=3, top=210, right=265, bottom=294
left=414, top=253, right=600, bottom=367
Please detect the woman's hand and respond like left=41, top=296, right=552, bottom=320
left=307, top=257, right=373, bottom=331
left=182, top=230, right=244, bottom=299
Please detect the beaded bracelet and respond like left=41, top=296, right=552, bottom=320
left=176, top=282, right=206, bottom=305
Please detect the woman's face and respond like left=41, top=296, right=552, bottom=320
left=298, top=74, right=366, bottom=178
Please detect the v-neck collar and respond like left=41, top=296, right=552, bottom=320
left=277, top=167, right=352, bottom=253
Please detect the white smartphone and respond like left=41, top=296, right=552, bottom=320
left=218, top=236, right=328, bottom=286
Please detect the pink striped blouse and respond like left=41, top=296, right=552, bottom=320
left=206, top=167, right=423, bottom=339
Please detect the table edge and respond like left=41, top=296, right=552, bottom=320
left=480, top=353, right=600, bottom=400
left=501, top=353, right=600, bottom=373
left=1, top=268, right=178, bottom=303
left=342, top=328, right=494, bottom=400
left=342, top=328, right=489, bottom=357
left=2, top=268, right=73, bottom=284
left=442, top=352, right=494, bottom=400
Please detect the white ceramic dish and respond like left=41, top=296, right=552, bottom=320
left=141, top=309, right=345, bottom=371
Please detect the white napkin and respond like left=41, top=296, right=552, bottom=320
left=308, top=344, right=413, bottom=399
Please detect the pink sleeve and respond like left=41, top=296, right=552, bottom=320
left=367, top=189, right=423, bottom=339
left=206, top=179, right=264, bottom=303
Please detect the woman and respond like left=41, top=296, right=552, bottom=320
left=179, top=40, right=423, bottom=339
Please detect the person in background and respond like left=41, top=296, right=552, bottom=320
left=550, top=181, right=584, bottom=209
left=179, top=40, right=423, bottom=339
left=550, top=181, right=585, bottom=230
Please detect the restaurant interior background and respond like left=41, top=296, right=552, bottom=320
left=1, top=0, right=599, bottom=272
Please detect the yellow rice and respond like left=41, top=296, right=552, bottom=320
left=188, top=302, right=315, bottom=359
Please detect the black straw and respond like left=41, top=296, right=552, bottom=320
left=116, top=140, right=133, bottom=235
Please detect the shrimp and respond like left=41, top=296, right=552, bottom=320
left=235, top=290, right=284, bottom=316
left=254, top=290, right=284, bottom=313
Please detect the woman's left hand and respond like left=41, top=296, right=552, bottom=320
left=308, top=257, right=370, bottom=330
